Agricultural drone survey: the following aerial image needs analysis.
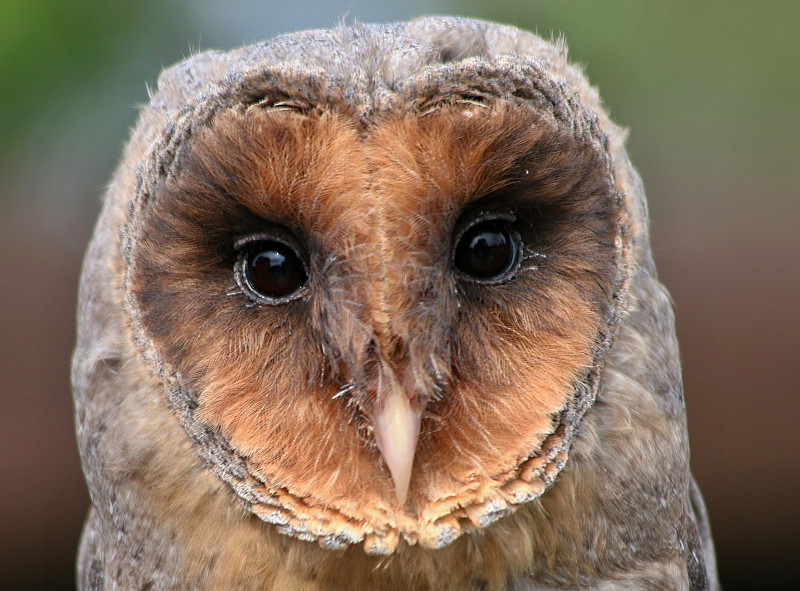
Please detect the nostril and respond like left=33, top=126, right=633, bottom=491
left=367, top=332, right=408, bottom=367
left=384, top=337, right=405, bottom=365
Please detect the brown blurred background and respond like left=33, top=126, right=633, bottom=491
left=1, top=1, right=797, bottom=589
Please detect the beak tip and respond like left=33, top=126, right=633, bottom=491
left=390, top=464, right=412, bottom=506
left=395, top=487, right=409, bottom=506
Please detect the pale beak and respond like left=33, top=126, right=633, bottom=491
left=370, top=386, right=422, bottom=505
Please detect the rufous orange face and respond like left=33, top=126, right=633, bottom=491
left=127, top=96, right=622, bottom=552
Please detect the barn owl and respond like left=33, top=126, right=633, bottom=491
left=72, top=16, right=719, bottom=591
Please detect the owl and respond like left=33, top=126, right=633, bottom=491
left=72, top=16, right=719, bottom=591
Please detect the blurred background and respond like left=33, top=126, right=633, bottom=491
left=1, top=1, right=797, bottom=589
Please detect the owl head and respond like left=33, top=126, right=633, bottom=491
left=75, top=18, right=703, bottom=587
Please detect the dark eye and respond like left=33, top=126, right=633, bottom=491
left=453, top=218, right=520, bottom=283
left=236, top=237, right=308, bottom=303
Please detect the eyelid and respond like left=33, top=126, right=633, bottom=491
left=235, top=230, right=294, bottom=251
left=452, top=210, right=516, bottom=249
left=233, top=226, right=307, bottom=257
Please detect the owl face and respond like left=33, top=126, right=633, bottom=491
left=123, top=63, right=627, bottom=553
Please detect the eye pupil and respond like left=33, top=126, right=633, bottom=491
left=244, top=240, right=307, bottom=300
left=454, top=220, right=518, bottom=281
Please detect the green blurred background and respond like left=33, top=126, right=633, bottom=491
left=1, top=1, right=797, bottom=589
